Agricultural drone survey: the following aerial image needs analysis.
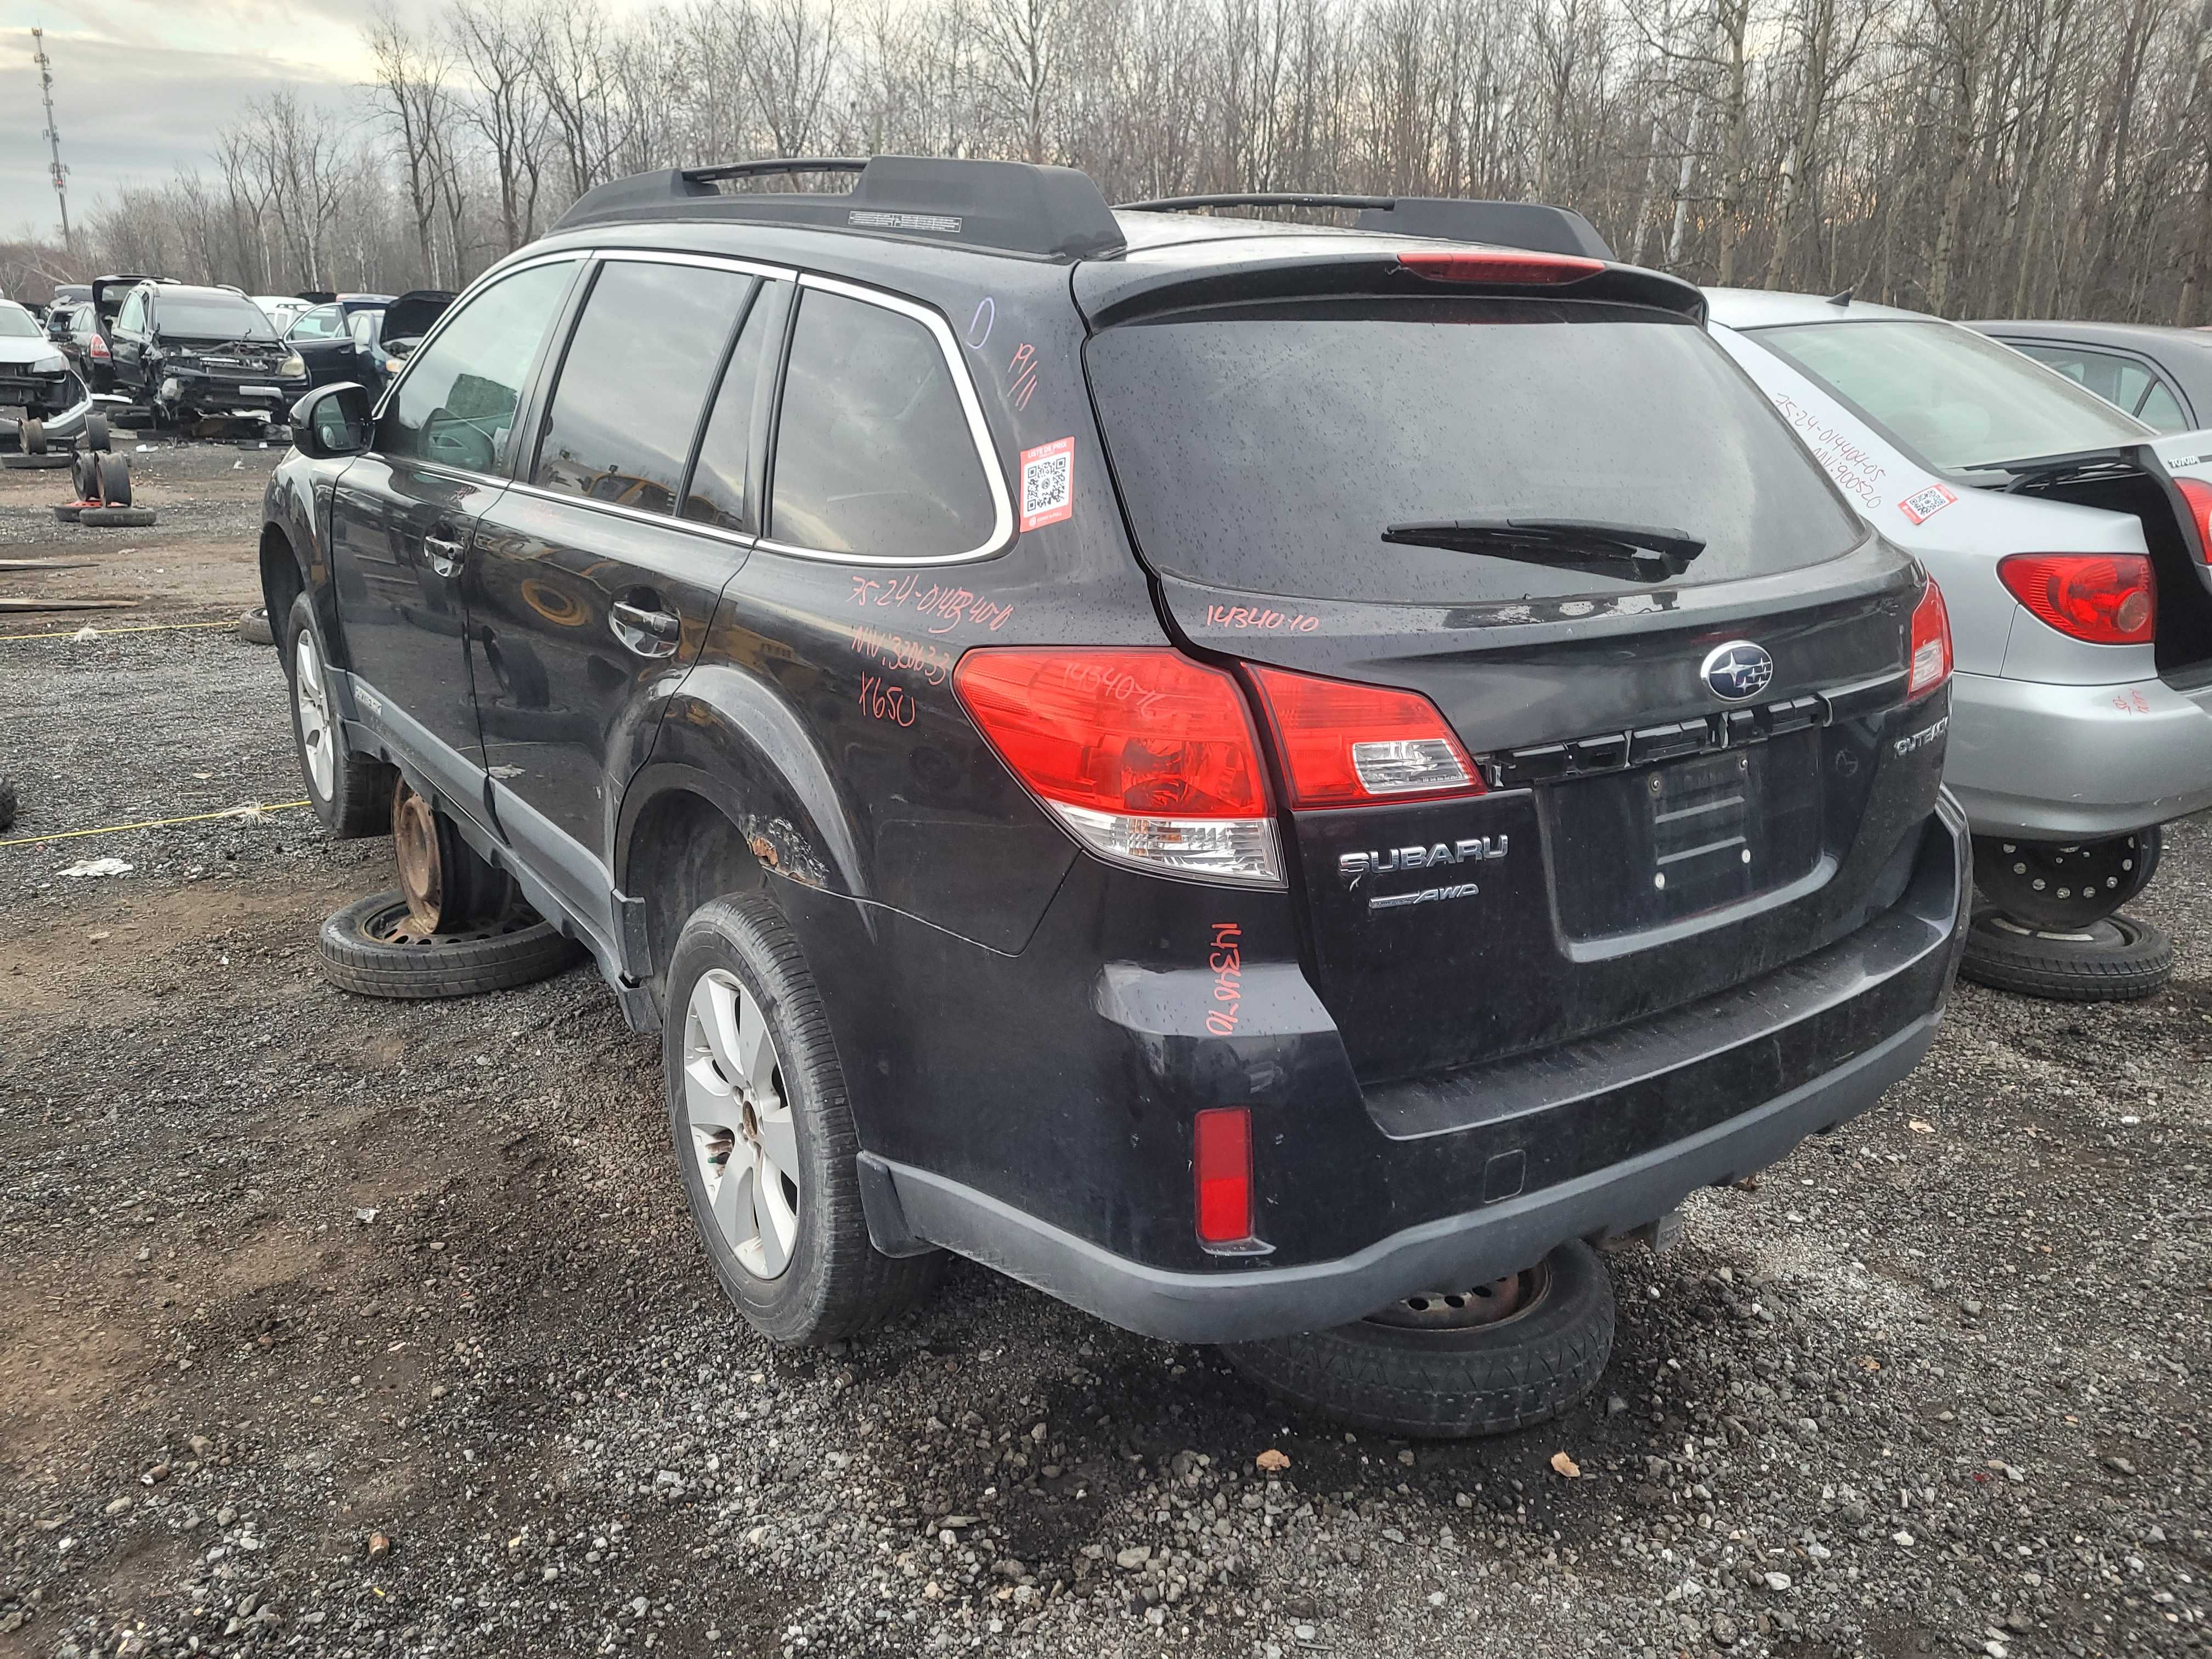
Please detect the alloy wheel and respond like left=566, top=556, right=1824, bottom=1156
left=682, top=968, right=800, bottom=1280
left=294, top=630, right=335, bottom=799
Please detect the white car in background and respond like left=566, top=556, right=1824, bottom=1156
left=253, top=295, right=312, bottom=335
left=1707, top=287, right=2212, bottom=999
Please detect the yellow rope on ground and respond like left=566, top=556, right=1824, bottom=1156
left=1, top=619, right=247, bottom=642
left=0, top=801, right=311, bottom=849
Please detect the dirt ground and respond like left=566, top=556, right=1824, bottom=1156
left=2, top=447, right=2208, bottom=1659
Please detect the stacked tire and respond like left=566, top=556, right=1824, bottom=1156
left=4, top=419, right=74, bottom=470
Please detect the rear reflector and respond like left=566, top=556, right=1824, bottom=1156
left=1396, top=249, right=1605, bottom=286
left=1245, top=664, right=1483, bottom=809
left=1193, top=1107, right=1253, bottom=1245
left=1907, top=578, right=1954, bottom=701
left=954, top=647, right=1283, bottom=885
left=2179, top=477, right=2212, bottom=564
left=1997, top=554, right=2154, bottom=645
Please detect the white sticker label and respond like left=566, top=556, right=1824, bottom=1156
left=1898, top=483, right=1957, bottom=525
left=1019, top=437, right=1074, bottom=532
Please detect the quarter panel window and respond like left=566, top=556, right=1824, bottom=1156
left=768, top=288, right=995, bottom=558
left=682, top=280, right=789, bottom=533
left=380, top=261, right=575, bottom=474
left=117, top=292, right=145, bottom=332
left=532, top=260, right=755, bottom=515
left=2137, top=379, right=2188, bottom=432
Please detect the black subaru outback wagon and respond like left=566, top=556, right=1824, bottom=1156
left=263, top=156, right=1968, bottom=1435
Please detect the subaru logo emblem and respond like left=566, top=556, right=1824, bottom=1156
left=1701, top=641, right=1774, bottom=702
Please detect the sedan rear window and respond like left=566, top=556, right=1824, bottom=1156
left=1751, top=318, right=2149, bottom=474
left=1085, top=298, right=1863, bottom=605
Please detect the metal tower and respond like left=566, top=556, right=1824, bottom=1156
left=32, top=29, right=72, bottom=247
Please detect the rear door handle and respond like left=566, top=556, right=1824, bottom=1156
left=424, top=527, right=465, bottom=576
left=610, top=600, right=681, bottom=658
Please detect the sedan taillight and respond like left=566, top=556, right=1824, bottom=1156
left=1908, top=578, right=1954, bottom=700
left=2178, top=477, right=2212, bottom=565
left=1997, top=554, right=2153, bottom=646
left=88, top=334, right=109, bottom=359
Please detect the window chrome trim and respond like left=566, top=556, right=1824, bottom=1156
left=749, top=270, right=1017, bottom=569
left=499, top=475, right=760, bottom=552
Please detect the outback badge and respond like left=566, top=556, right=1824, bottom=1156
left=1701, top=640, right=1774, bottom=702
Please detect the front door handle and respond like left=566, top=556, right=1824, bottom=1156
left=424, top=527, right=465, bottom=577
left=610, top=600, right=681, bottom=658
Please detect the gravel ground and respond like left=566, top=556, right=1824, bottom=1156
left=3, top=467, right=2209, bottom=1659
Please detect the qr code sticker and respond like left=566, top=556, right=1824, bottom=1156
left=1019, top=438, right=1074, bottom=533
left=1898, top=483, right=1957, bottom=526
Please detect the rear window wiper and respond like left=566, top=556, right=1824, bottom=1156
left=1380, top=518, right=1706, bottom=584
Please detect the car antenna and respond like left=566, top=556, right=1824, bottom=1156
left=1825, top=287, right=1853, bottom=307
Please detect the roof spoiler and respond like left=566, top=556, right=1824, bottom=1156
left=554, top=155, right=1127, bottom=262
left=1114, top=193, right=1616, bottom=261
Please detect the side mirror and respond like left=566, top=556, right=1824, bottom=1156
left=291, top=382, right=371, bottom=459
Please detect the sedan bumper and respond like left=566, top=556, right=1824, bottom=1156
left=1947, top=668, right=2212, bottom=838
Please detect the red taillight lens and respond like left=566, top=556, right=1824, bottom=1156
left=954, top=648, right=1282, bottom=884
left=1245, top=664, right=1483, bottom=809
left=1997, top=554, right=2154, bottom=645
left=1193, top=1107, right=1252, bottom=1245
left=1396, top=249, right=1605, bottom=286
left=89, top=334, right=109, bottom=358
left=1908, top=578, right=1954, bottom=699
left=2178, top=478, right=2212, bottom=565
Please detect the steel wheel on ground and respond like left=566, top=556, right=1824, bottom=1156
left=1220, top=1239, right=1617, bottom=1438
left=1972, top=828, right=2158, bottom=931
left=391, top=777, right=512, bottom=932
left=1959, top=907, right=2173, bottom=1001
left=318, top=890, right=585, bottom=999
left=664, top=894, right=941, bottom=1344
left=284, top=590, right=396, bottom=838
left=20, top=419, right=45, bottom=454
left=94, top=452, right=130, bottom=506
left=81, top=413, right=110, bottom=453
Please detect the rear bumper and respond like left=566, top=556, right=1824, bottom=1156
left=1947, top=668, right=2212, bottom=838
left=863, top=796, right=1969, bottom=1344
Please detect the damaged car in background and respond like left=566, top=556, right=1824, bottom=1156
left=101, top=276, right=308, bottom=437
left=0, top=297, right=95, bottom=457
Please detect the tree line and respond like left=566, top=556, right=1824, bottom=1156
left=22, top=0, right=2212, bottom=322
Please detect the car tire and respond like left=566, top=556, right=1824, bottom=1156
left=1218, top=1239, right=1617, bottom=1439
left=2, top=452, right=72, bottom=470
left=0, top=775, right=16, bottom=834
left=318, top=890, right=585, bottom=999
left=1972, top=828, right=2159, bottom=932
left=53, top=503, right=82, bottom=523
left=70, top=450, right=98, bottom=500
left=94, top=453, right=131, bottom=506
left=664, top=894, right=943, bottom=1345
left=81, top=413, right=111, bottom=453
left=283, top=591, right=396, bottom=839
left=78, top=506, right=155, bottom=527
left=1959, top=907, right=2174, bottom=1001
left=237, top=605, right=274, bottom=646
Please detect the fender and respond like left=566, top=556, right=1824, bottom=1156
left=617, top=661, right=870, bottom=902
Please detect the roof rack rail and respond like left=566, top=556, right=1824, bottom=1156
left=554, top=155, right=1127, bottom=262
left=1114, top=192, right=1616, bottom=261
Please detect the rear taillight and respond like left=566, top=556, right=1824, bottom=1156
left=1908, top=578, right=1954, bottom=700
left=1396, top=249, right=1605, bottom=286
left=1246, top=664, right=1483, bottom=809
left=954, top=647, right=1282, bottom=885
left=1997, top=554, right=2154, bottom=645
left=2178, top=478, right=2212, bottom=564
left=1193, top=1107, right=1253, bottom=1245
left=88, top=334, right=108, bottom=359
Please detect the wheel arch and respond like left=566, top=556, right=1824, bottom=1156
left=259, top=521, right=308, bottom=650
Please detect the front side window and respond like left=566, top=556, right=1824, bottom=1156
left=289, top=306, right=341, bottom=341
left=1752, top=319, right=2149, bottom=475
left=532, top=260, right=755, bottom=515
left=381, top=260, right=575, bottom=473
left=768, top=288, right=995, bottom=558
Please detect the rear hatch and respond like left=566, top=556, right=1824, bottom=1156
left=1082, top=268, right=1942, bottom=1082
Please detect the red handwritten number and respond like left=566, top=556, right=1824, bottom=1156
left=1008, top=343, right=1040, bottom=410
left=858, top=673, right=918, bottom=727
left=1206, top=922, right=1243, bottom=1036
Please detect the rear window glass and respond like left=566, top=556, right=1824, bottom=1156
left=1085, top=299, right=1863, bottom=605
left=1751, top=319, right=2149, bottom=474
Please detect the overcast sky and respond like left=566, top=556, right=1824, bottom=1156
left=0, top=0, right=419, bottom=242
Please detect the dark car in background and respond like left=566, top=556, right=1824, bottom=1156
left=105, top=279, right=308, bottom=426
left=259, top=156, right=1970, bottom=1437
left=48, top=300, right=112, bottom=390
left=284, top=295, right=395, bottom=387
left=1969, top=319, right=2212, bottom=433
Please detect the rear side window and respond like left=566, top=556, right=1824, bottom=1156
left=533, top=260, right=756, bottom=515
left=768, top=288, right=995, bottom=558
left=382, top=260, right=574, bottom=473
left=1085, top=298, right=1864, bottom=605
